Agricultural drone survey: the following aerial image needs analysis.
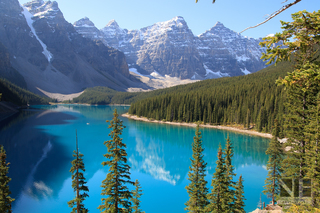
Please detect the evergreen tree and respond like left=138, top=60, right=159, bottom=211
left=206, top=145, right=229, bottom=212
left=306, top=93, right=320, bottom=207
left=68, top=131, right=89, bottom=213
left=262, top=119, right=283, bottom=206
left=0, top=145, right=14, bottom=213
left=224, top=136, right=236, bottom=211
left=246, top=109, right=251, bottom=129
left=131, top=180, right=144, bottom=213
left=261, top=10, right=320, bottom=202
left=185, top=124, right=209, bottom=212
left=234, top=175, right=246, bottom=213
left=98, top=109, right=134, bottom=213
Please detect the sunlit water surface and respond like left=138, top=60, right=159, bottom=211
left=0, top=105, right=270, bottom=212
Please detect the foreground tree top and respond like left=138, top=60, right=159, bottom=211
left=260, top=10, right=320, bottom=66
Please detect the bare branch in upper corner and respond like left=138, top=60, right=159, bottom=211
left=196, top=0, right=216, bottom=3
left=240, top=0, right=302, bottom=33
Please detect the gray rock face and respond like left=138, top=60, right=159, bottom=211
left=196, top=22, right=266, bottom=77
left=74, top=17, right=103, bottom=41
left=0, top=0, right=144, bottom=95
left=75, top=17, right=267, bottom=79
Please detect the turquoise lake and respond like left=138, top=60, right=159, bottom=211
left=0, top=105, right=270, bottom=212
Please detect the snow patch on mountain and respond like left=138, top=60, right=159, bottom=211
left=204, top=65, right=230, bottom=79
left=22, top=6, right=53, bottom=62
left=241, top=68, right=251, bottom=75
left=236, top=55, right=250, bottom=62
left=129, top=68, right=143, bottom=76
left=150, top=71, right=163, bottom=78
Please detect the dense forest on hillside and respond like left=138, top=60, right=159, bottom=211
left=128, top=62, right=293, bottom=134
left=0, top=78, right=51, bottom=105
left=72, top=60, right=293, bottom=134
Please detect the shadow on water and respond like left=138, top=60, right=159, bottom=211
left=0, top=108, right=77, bottom=200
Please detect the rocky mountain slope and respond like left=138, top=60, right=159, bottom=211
left=0, top=0, right=268, bottom=97
left=74, top=16, right=267, bottom=80
left=0, top=0, right=145, bottom=95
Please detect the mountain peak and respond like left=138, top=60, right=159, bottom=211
left=172, top=16, right=185, bottom=22
left=29, top=0, right=44, bottom=4
left=74, top=17, right=95, bottom=27
left=106, top=19, right=120, bottom=28
left=23, top=0, right=44, bottom=11
left=168, top=16, right=187, bottom=28
left=213, top=21, right=225, bottom=28
left=24, top=0, right=62, bottom=20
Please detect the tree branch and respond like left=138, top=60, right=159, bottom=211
left=240, top=0, right=302, bottom=33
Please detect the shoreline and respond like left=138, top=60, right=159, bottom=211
left=122, top=113, right=272, bottom=139
left=48, top=102, right=131, bottom=106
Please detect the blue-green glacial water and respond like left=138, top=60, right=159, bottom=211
left=0, top=105, right=270, bottom=212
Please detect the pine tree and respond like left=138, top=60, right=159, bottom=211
left=206, top=145, right=229, bottom=212
left=0, top=145, right=14, bottom=213
left=234, top=175, right=246, bottom=213
left=261, top=10, right=320, bottom=202
left=131, top=180, right=144, bottom=213
left=224, top=136, right=236, bottom=212
left=185, top=124, right=209, bottom=212
left=306, top=93, right=320, bottom=207
left=98, top=109, right=134, bottom=213
left=246, top=108, right=251, bottom=129
left=262, top=119, right=283, bottom=206
left=68, top=131, right=89, bottom=213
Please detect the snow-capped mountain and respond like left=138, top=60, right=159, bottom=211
left=0, top=0, right=145, bottom=95
left=73, top=17, right=103, bottom=41
left=196, top=22, right=266, bottom=77
left=74, top=17, right=267, bottom=79
left=0, top=0, right=268, bottom=96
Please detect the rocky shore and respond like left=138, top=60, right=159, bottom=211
left=122, top=113, right=272, bottom=139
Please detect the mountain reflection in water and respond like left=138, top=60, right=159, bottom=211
left=0, top=105, right=270, bottom=213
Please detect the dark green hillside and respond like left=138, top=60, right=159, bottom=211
left=0, top=78, right=51, bottom=106
left=128, top=62, right=293, bottom=133
left=72, top=61, right=293, bottom=133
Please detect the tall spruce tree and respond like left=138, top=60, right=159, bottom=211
left=206, top=144, right=229, bottom=212
left=234, top=175, right=246, bottom=213
left=98, top=109, right=134, bottom=213
left=224, top=136, right=236, bottom=211
left=185, top=124, right=209, bottom=212
left=0, top=145, right=14, bottom=213
left=68, top=131, right=89, bottom=213
left=306, top=92, right=320, bottom=207
left=260, top=10, right=320, bottom=202
left=131, top=179, right=144, bottom=213
left=262, top=119, right=283, bottom=206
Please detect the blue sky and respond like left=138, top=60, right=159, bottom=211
left=18, top=0, right=318, bottom=39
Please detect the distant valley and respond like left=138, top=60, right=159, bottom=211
left=0, top=0, right=268, bottom=98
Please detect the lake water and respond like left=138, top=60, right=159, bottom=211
left=0, top=105, right=270, bottom=212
